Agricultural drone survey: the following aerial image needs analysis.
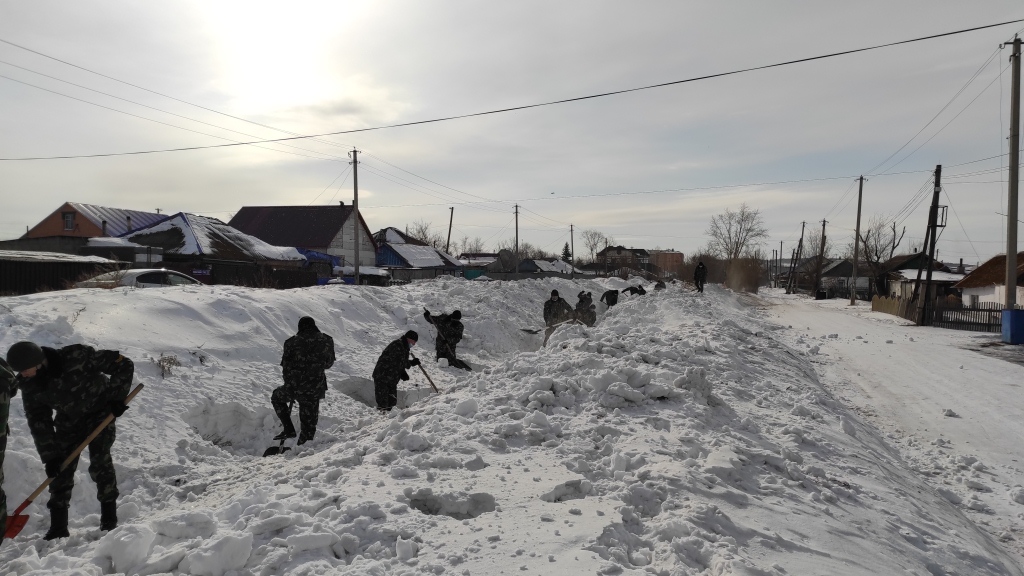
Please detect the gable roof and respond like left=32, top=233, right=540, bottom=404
left=229, top=205, right=377, bottom=250
left=124, top=213, right=304, bottom=262
left=373, top=227, right=429, bottom=246
left=387, top=243, right=461, bottom=268
left=954, top=252, right=1024, bottom=289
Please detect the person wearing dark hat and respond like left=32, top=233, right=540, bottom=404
left=6, top=340, right=133, bottom=539
left=373, top=331, right=421, bottom=413
left=543, top=289, right=574, bottom=327
left=272, top=316, right=336, bottom=445
left=423, top=308, right=469, bottom=370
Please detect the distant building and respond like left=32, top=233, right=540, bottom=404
left=0, top=202, right=165, bottom=256
left=954, top=252, right=1024, bottom=306
left=229, top=203, right=377, bottom=268
left=373, top=227, right=462, bottom=280
left=648, top=249, right=684, bottom=278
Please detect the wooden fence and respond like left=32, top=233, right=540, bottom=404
left=871, top=296, right=918, bottom=323
left=872, top=296, right=1015, bottom=333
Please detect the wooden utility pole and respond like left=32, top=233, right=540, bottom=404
left=850, top=176, right=865, bottom=305
left=915, top=165, right=943, bottom=325
left=350, top=148, right=360, bottom=285
left=786, top=222, right=806, bottom=294
left=446, top=207, right=454, bottom=254
left=1005, top=35, right=1022, bottom=311
left=778, top=241, right=783, bottom=288
left=813, top=219, right=828, bottom=293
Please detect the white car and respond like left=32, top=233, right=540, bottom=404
left=75, top=269, right=202, bottom=289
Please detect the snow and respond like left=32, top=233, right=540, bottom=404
left=86, top=237, right=143, bottom=248
left=388, top=244, right=453, bottom=268
left=0, top=250, right=115, bottom=264
left=0, top=281, right=1023, bottom=574
left=334, top=265, right=390, bottom=277
left=126, top=213, right=305, bottom=262
left=895, top=269, right=966, bottom=283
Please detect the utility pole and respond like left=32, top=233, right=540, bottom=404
left=446, top=207, right=454, bottom=254
left=1005, top=35, right=1022, bottom=312
left=778, top=241, right=783, bottom=288
left=350, top=148, right=360, bottom=286
left=570, top=224, right=575, bottom=279
left=786, top=222, right=806, bottom=294
left=514, top=204, right=520, bottom=274
left=850, top=176, right=865, bottom=305
left=813, top=219, right=828, bottom=294
left=915, top=165, right=943, bottom=325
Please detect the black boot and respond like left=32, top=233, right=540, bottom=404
left=100, top=501, right=117, bottom=531
left=44, top=507, right=69, bottom=540
left=273, top=429, right=297, bottom=441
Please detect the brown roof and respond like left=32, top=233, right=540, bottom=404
left=229, top=205, right=376, bottom=250
left=954, top=252, right=1024, bottom=289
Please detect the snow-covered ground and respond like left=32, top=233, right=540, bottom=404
left=0, top=279, right=1022, bottom=575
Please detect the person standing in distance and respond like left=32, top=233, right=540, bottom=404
left=373, top=331, right=420, bottom=413
left=6, top=340, right=133, bottom=540
left=272, top=316, right=336, bottom=445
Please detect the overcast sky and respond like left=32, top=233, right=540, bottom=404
left=1, top=1, right=1022, bottom=263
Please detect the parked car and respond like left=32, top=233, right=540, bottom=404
left=75, top=269, right=201, bottom=289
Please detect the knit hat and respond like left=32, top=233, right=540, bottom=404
left=404, top=330, right=419, bottom=342
left=298, top=316, right=317, bottom=331
left=451, top=310, right=462, bottom=320
left=551, top=290, right=559, bottom=297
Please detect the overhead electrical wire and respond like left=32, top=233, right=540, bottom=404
left=2, top=17, right=1022, bottom=161
left=943, top=187, right=982, bottom=261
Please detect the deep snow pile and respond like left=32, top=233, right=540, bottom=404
left=0, top=279, right=1019, bottom=575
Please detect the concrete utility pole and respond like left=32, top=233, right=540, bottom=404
left=350, top=148, right=360, bottom=285
left=514, top=204, right=520, bottom=274
left=570, top=224, right=575, bottom=279
left=850, top=176, right=865, bottom=305
left=446, top=207, right=454, bottom=254
left=1005, top=35, right=1022, bottom=311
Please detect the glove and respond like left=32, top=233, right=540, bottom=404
left=45, top=458, right=63, bottom=478
left=109, top=399, right=129, bottom=417
left=400, top=371, right=410, bottom=381
left=409, top=358, right=421, bottom=367
left=423, top=309, right=431, bottom=320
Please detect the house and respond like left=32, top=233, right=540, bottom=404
left=649, top=249, right=684, bottom=278
left=0, top=202, right=166, bottom=255
left=123, top=213, right=313, bottom=288
left=516, top=259, right=581, bottom=274
left=373, top=227, right=462, bottom=280
left=889, top=269, right=965, bottom=300
left=228, top=203, right=377, bottom=268
left=458, top=252, right=499, bottom=280
left=817, top=259, right=871, bottom=297
left=954, top=252, right=1024, bottom=306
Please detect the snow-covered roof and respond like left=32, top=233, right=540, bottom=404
left=390, top=243, right=459, bottom=268
left=87, top=237, right=143, bottom=248
left=334, top=265, right=390, bottom=277
left=68, top=202, right=165, bottom=236
left=460, top=257, right=497, bottom=267
left=125, top=213, right=305, bottom=262
left=0, top=250, right=115, bottom=263
left=894, top=269, right=965, bottom=283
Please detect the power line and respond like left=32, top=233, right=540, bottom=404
left=943, top=187, right=981, bottom=261
left=3, top=18, right=1022, bottom=161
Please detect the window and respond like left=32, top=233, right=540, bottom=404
left=167, top=273, right=198, bottom=286
left=136, top=272, right=165, bottom=285
left=63, top=212, right=75, bottom=231
left=969, top=294, right=979, bottom=307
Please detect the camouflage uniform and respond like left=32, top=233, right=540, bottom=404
left=0, top=358, right=16, bottom=535
left=372, top=338, right=416, bottom=412
left=575, top=294, right=597, bottom=327
left=272, top=325, right=335, bottom=443
left=20, top=345, right=133, bottom=511
left=424, top=311, right=465, bottom=367
left=543, top=296, right=574, bottom=327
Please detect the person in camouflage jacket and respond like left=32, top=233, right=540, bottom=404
left=272, top=317, right=335, bottom=445
left=0, top=358, right=15, bottom=540
left=424, top=309, right=469, bottom=370
left=543, top=290, right=574, bottom=327
left=372, top=331, right=420, bottom=413
left=6, top=341, right=133, bottom=540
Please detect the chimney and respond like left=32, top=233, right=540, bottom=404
left=126, top=215, right=132, bottom=233
left=339, top=200, right=345, bottom=206
left=958, top=258, right=964, bottom=274
left=102, top=220, right=107, bottom=236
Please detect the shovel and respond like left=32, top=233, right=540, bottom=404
left=4, top=383, right=144, bottom=539
left=410, top=353, right=440, bottom=393
left=263, top=401, right=295, bottom=457
left=521, top=317, right=576, bottom=335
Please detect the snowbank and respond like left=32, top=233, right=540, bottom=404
left=0, top=279, right=1019, bottom=575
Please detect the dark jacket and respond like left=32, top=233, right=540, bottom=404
left=373, top=338, right=415, bottom=385
left=600, top=290, right=619, bottom=306
left=543, top=297, right=574, bottom=326
left=20, top=345, right=133, bottom=463
left=281, top=327, right=336, bottom=399
left=694, top=263, right=708, bottom=282
left=425, top=312, right=464, bottom=349
left=0, top=358, right=14, bottom=525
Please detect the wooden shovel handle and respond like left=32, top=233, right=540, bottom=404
left=409, top=354, right=440, bottom=394
left=10, top=383, right=144, bottom=517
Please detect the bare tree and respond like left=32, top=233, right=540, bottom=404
left=705, top=203, right=769, bottom=262
left=580, top=229, right=614, bottom=263
left=857, top=215, right=906, bottom=297
left=407, top=219, right=446, bottom=249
